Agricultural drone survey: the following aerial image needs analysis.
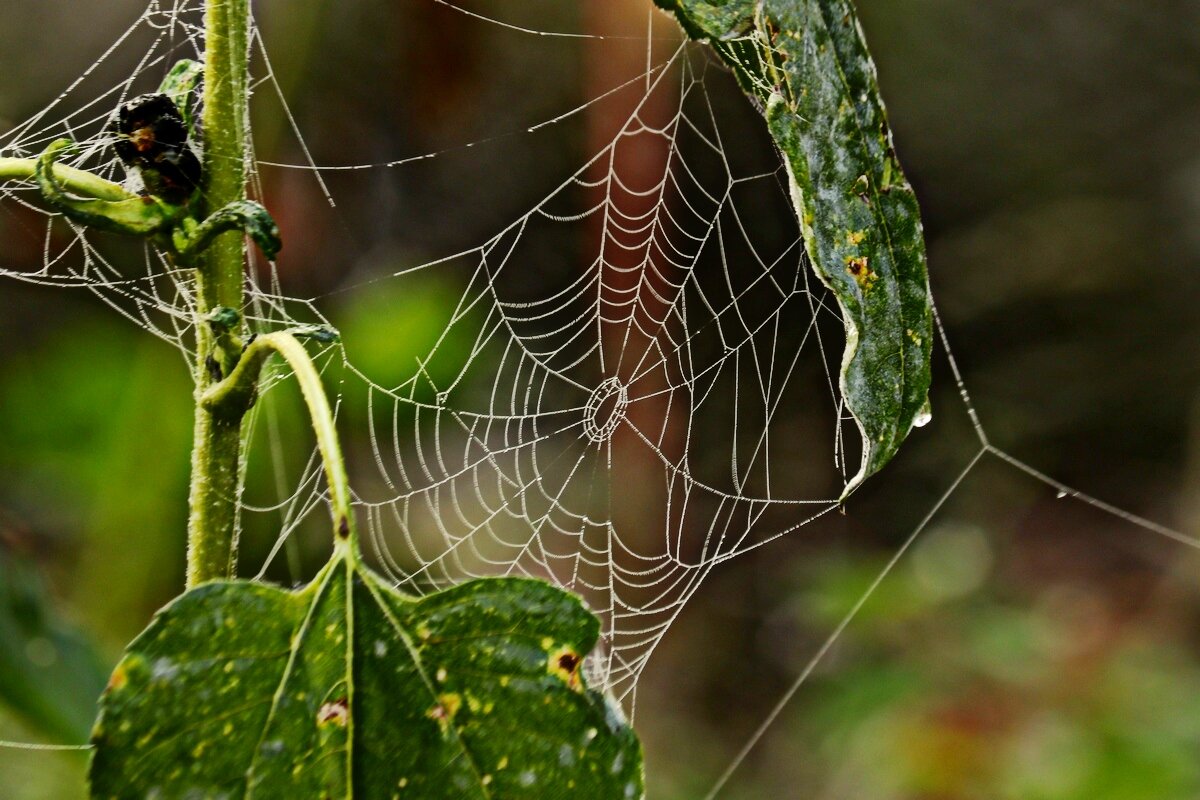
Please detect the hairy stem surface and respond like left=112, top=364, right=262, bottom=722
left=186, top=0, right=252, bottom=587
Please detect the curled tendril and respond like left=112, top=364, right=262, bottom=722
left=36, top=138, right=181, bottom=236
left=28, top=57, right=283, bottom=266
left=35, top=138, right=281, bottom=264
left=174, top=200, right=282, bottom=263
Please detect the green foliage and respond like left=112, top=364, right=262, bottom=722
left=786, top=533, right=1200, bottom=799
left=0, top=547, right=108, bottom=744
left=157, top=59, right=203, bottom=132
left=333, top=274, right=472, bottom=396
left=89, top=542, right=644, bottom=799
left=655, top=0, right=934, bottom=496
left=0, top=324, right=191, bottom=644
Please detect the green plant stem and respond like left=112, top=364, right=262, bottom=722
left=0, top=158, right=130, bottom=201
left=186, top=0, right=252, bottom=587
left=201, top=333, right=354, bottom=543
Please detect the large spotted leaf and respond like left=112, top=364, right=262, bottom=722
left=656, top=0, right=934, bottom=496
left=89, top=544, right=644, bottom=799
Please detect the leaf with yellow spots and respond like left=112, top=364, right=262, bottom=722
left=88, top=541, right=644, bottom=798
left=655, top=0, right=934, bottom=496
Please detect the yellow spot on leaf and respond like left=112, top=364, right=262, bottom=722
left=438, top=693, right=462, bottom=718
left=846, top=257, right=878, bottom=291
left=426, top=692, right=462, bottom=734
left=317, top=697, right=350, bottom=728
left=548, top=646, right=583, bottom=690
left=107, top=663, right=128, bottom=692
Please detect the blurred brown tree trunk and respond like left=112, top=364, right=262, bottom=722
left=583, top=4, right=686, bottom=566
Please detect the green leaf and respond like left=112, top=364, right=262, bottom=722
left=656, top=0, right=934, bottom=495
left=157, top=59, right=204, bottom=133
left=89, top=543, right=644, bottom=799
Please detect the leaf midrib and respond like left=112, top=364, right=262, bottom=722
left=360, top=572, right=495, bottom=800
left=243, top=559, right=337, bottom=797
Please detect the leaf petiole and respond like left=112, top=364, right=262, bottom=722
left=201, top=331, right=354, bottom=543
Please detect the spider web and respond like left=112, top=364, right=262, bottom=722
left=1, top=2, right=1196, bottom=796
left=335, top=45, right=853, bottom=705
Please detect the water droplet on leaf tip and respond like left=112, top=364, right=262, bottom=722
left=913, top=399, right=933, bottom=428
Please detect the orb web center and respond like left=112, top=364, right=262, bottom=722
left=584, top=377, right=629, bottom=443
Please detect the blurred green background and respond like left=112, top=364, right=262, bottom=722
left=2, top=1, right=1200, bottom=797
